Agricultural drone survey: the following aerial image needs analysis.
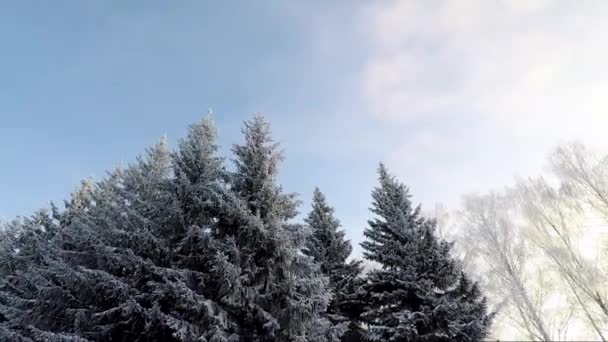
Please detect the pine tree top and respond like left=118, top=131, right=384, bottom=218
left=361, top=163, right=455, bottom=280
left=172, top=116, right=224, bottom=185
left=307, top=187, right=340, bottom=235
left=232, top=114, right=283, bottom=183
left=232, top=115, right=297, bottom=221
left=372, top=163, right=420, bottom=222
left=305, top=187, right=352, bottom=265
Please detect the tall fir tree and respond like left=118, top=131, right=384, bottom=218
left=304, top=188, right=363, bottom=341
left=228, top=115, right=331, bottom=342
left=0, top=210, right=67, bottom=341
left=0, top=133, right=235, bottom=341
left=0, top=115, right=496, bottom=342
left=171, top=116, right=242, bottom=341
left=360, top=164, right=492, bottom=341
left=172, top=116, right=227, bottom=229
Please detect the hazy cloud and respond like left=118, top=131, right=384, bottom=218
left=359, top=0, right=608, bottom=205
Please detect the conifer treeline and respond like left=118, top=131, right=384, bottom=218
left=0, top=116, right=492, bottom=341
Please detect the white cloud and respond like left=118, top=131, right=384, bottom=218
left=360, top=0, right=608, bottom=205
left=365, top=0, right=608, bottom=138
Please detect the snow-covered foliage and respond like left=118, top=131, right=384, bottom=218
left=0, top=115, right=492, bottom=341
left=304, top=188, right=364, bottom=341
left=360, top=164, right=493, bottom=341
left=228, top=116, right=331, bottom=341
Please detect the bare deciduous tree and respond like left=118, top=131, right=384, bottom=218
left=551, top=143, right=608, bottom=220
left=512, top=143, right=608, bottom=340
left=453, top=143, right=608, bottom=341
left=457, top=192, right=554, bottom=341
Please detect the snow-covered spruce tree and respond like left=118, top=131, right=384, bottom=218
left=0, top=133, right=235, bottom=341
left=171, top=116, right=242, bottom=340
left=304, top=188, right=363, bottom=341
left=50, top=140, right=196, bottom=341
left=227, top=115, right=331, bottom=341
left=360, top=164, right=493, bottom=341
left=172, top=116, right=227, bottom=230
left=14, top=141, right=185, bottom=341
left=0, top=210, right=68, bottom=341
left=68, top=127, right=237, bottom=341
left=0, top=183, right=129, bottom=341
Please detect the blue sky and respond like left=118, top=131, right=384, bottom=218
left=3, top=0, right=608, bottom=255
left=0, top=1, right=381, bottom=253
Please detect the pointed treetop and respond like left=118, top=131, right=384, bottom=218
left=360, top=165, right=491, bottom=341
left=61, top=178, right=97, bottom=220
left=73, top=178, right=96, bottom=202
left=173, top=116, right=223, bottom=185
left=310, top=187, right=336, bottom=218
left=232, top=114, right=296, bottom=221
left=371, top=163, right=417, bottom=221
left=238, top=114, right=279, bottom=157
left=233, top=114, right=280, bottom=172
left=377, top=163, right=406, bottom=193
left=171, top=115, right=226, bottom=227
left=158, top=134, right=168, bottom=148
left=116, top=136, right=172, bottom=196
left=305, top=187, right=356, bottom=270
left=362, top=164, right=426, bottom=269
left=378, top=162, right=389, bottom=178
left=305, top=186, right=362, bottom=329
left=306, top=187, right=340, bottom=236
left=312, top=187, right=328, bottom=205
left=141, top=136, right=171, bottom=172
left=185, top=116, right=218, bottom=149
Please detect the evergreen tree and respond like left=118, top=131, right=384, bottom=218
left=0, top=133, right=234, bottom=341
left=39, top=140, right=199, bottom=341
left=228, top=115, right=331, bottom=341
left=0, top=115, right=495, bottom=342
left=0, top=211, right=67, bottom=341
left=172, top=117, right=227, bottom=229
left=360, top=164, right=492, bottom=341
left=171, top=116, right=242, bottom=341
left=304, top=188, right=363, bottom=341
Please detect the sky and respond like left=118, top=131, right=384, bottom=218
left=2, top=0, right=608, bottom=256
